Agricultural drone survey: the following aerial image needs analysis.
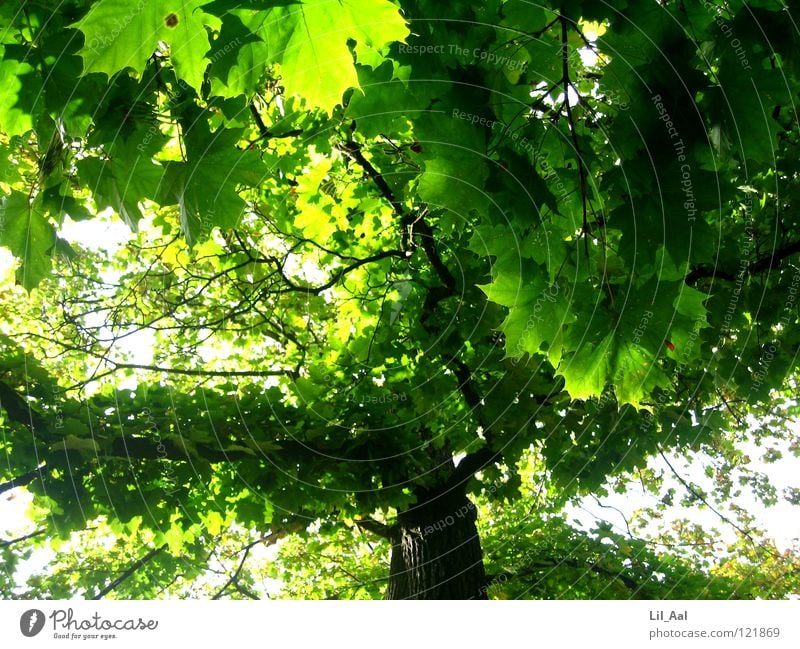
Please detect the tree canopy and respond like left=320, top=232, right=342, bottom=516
left=1, top=0, right=799, bottom=600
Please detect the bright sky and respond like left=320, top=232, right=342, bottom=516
left=569, top=439, right=799, bottom=554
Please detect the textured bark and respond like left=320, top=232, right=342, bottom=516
left=386, top=488, right=487, bottom=599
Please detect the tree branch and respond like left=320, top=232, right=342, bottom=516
left=686, top=237, right=800, bottom=285
left=658, top=449, right=780, bottom=559
left=413, top=215, right=457, bottom=293
left=749, top=238, right=800, bottom=273
left=93, top=362, right=293, bottom=379
left=449, top=358, right=485, bottom=418
left=212, top=525, right=300, bottom=600
left=273, top=249, right=405, bottom=295
left=448, top=448, right=502, bottom=490
left=341, top=140, right=407, bottom=221
left=339, top=144, right=506, bottom=491
left=212, top=542, right=256, bottom=600
left=0, top=465, right=44, bottom=495
left=443, top=358, right=502, bottom=488
left=0, top=381, right=48, bottom=433
left=230, top=579, right=260, bottom=600
left=0, top=528, right=48, bottom=548
left=340, top=140, right=457, bottom=293
left=355, top=517, right=394, bottom=540
left=92, top=544, right=167, bottom=599
left=561, top=15, right=590, bottom=258
left=248, top=100, right=303, bottom=144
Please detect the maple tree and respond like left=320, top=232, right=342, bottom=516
left=1, top=0, right=799, bottom=599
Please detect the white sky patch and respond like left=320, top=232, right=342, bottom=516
left=578, top=47, right=598, bottom=67
left=284, top=252, right=329, bottom=285
left=248, top=540, right=286, bottom=596
left=197, top=336, right=238, bottom=364
left=1, top=489, right=55, bottom=596
left=0, top=248, right=15, bottom=277
left=58, top=209, right=132, bottom=253
left=58, top=211, right=161, bottom=393
left=1, top=488, right=36, bottom=538
left=112, top=327, right=156, bottom=365
left=529, top=80, right=580, bottom=112
left=567, top=435, right=799, bottom=555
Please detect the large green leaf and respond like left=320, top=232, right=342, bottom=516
left=0, top=46, right=41, bottom=137
left=251, top=0, right=408, bottom=112
left=76, top=132, right=167, bottom=230
left=410, top=110, right=491, bottom=218
left=0, top=192, right=56, bottom=289
left=207, top=13, right=266, bottom=98
left=73, top=0, right=214, bottom=91
left=158, top=126, right=265, bottom=243
left=482, top=244, right=709, bottom=407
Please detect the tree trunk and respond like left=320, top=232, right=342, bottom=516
left=385, top=488, right=487, bottom=599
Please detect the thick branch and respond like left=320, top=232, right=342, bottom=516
left=448, top=448, right=502, bottom=490
left=445, top=359, right=502, bottom=488
left=106, top=435, right=309, bottom=464
left=684, top=265, right=737, bottom=284
left=355, top=517, right=394, bottom=540
left=341, top=141, right=408, bottom=223
left=750, top=238, right=800, bottom=273
left=0, top=381, right=48, bottom=433
left=0, top=465, right=44, bottom=495
left=108, top=436, right=246, bottom=462
left=413, top=216, right=457, bottom=293
left=450, top=358, right=484, bottom=416
left=337, top=146, right=504, bottom=488
left=103, top=431, right=389, bottom=465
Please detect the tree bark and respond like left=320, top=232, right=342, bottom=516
left=385, top=487, right=487, bottom=599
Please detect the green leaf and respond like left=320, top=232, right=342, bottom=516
left=207, top=13, right=265, bottom=98
left=611, top=341, right=670, bottom=408
left=202, top=510, right=225, bottom=535
left=158, top=126, right=264, bottom=243
left=0, top=46, right=41, bottom=137
left=345, top=61, right=417, bottom=138
left=77, top=132, right=166, bottom=230
left=412, top=111, right=490, bottom=217
left=478, top=260, right=544, bottom=307
left=558, top=332, right=614, bottom=402
left=52, top=434, right=101, bottom=455
left=0, top=192, right=56, bottom=290
left=258, top=0, right=409, bottom=113
left=73, top=0, right=214, bottom=91
left=162, top=525, right=186, bottom=555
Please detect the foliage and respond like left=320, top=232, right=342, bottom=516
left=1, top=0, right=799, bottom=598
